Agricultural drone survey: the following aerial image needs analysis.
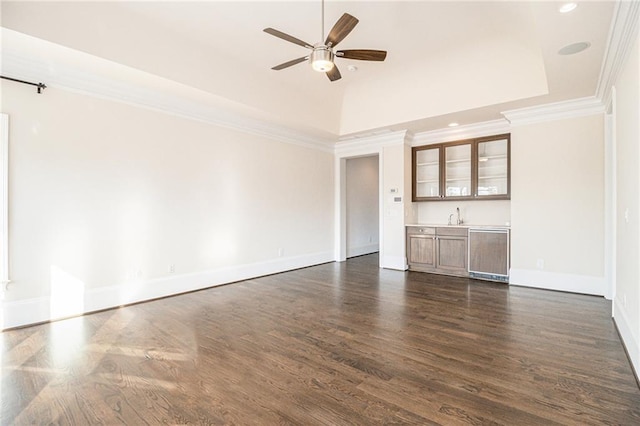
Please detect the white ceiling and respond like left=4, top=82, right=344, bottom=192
left=0, top=1, right=615, bottom=139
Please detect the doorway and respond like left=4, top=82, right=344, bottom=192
left=345, top=155, right=380, bottom=258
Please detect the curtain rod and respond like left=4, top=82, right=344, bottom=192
left=1, top=75, right=47, bottom=94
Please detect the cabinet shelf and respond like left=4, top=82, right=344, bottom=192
left=445, top=158, right=471, bottom=164
left=478, top=154, right=507, bottom=162
left=417, top=179, right=439, bottom=184
left=478, top=175, right=507, bottom=180
left=417, top=161, right=439, bottom=166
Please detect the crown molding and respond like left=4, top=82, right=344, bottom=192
left=411, top=119, right=510, bottom=146
left=502, top=96, right=605, bottom=127
left=596, top=0, right=640, bottom=108
left=1, top=38, right=335, bottom=153
left=334, top=130, right=409, bottom=157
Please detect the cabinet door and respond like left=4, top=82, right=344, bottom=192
left=436, top=236, right=467, bottom=272
left=444, top=143, right=472, bottom=198
left=476, top=137, right=510, bottom=198
left=408, top=235, right=436, bottom=267
left=413, top=147, right=440, bottom=200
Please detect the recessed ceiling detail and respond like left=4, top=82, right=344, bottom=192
left=0, top=1, right=616, bottom=138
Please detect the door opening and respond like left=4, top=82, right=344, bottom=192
left=345, top=155, right=380, bottom=259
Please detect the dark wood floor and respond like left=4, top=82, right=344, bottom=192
left=2, top=254, right=639, bottom=425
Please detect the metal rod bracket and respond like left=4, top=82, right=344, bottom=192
left=1, top=75, right=47, bottom=94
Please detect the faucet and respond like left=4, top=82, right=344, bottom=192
left=456, top=207, right=463, bottom=225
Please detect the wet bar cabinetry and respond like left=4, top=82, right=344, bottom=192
left=412, top=134, right=510, bottom=202
left=407, top=225, right=511, bottom=282
left=406, top=226, right=468, bottom=277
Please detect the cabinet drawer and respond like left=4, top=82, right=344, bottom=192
left=407, top=226, right=436, bottom=236
left=436, top=227, right=468, bottom=237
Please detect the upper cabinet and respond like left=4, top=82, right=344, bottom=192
left=412, top=133, right=510, bottom=202
left=477, top=136, right=509, bottom=198
left=414, top=146, right=441, bottom=199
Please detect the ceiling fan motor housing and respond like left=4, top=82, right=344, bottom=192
left=310, top=45, right=335, bottom=72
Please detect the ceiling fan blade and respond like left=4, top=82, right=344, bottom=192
left=325, top=13, right=359, bottom=47
left=272, top=56, right=309, bottom=70
left=326, top=65, right=342, bottom=82
left=337, top=49, right=387, bottom=61
left=263, top=28, right=313, bottom=49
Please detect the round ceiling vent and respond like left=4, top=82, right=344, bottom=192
left=558, top=42, right=591, bottom=55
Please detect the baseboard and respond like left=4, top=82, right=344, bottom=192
left=381, top=255, right=408, bottom=271
left=1, top=250, right=334, bottom=330
left=346, top=243, right=379, bottom=258
left=613, top=298, right=640, bottom=383
left=509, top=268, right=605, bottom=296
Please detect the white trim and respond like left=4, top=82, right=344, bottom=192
left=604, top=91, right=617, bottom=302
left=378, top=152, right=385, bottom=269
left=1, top=34, right=335, bottom=154
left=502, top=96, right=606, bottom=127
left=347, top=243, right=380, bottom=258
left=381, top=255, right=407, bottom=271
left=335, top=130, right=409, bottom=156
left=0, top=114, right=8, bottom=298
left=412, top=119, right=511, bottom=146
left=613, top=298, right=640, bottom=380
left=335, top=131, right=407, bottom=270
left=596, top=0, right=640, bottom=108
left=1, top=250, right=334, bottom=330
left=335, top=157, right=348, bottom=262
left=509, top=268, right=605, bottom=296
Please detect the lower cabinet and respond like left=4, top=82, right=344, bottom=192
left=406, top=226, right=468, bottom=277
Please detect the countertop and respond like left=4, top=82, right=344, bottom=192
left=405, top=223, right=510, bottom=229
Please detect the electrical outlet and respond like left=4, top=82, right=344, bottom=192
left=136, top=269, right=143, bottom=278
left=536, top=258, right=544, bottom=269
left=169, top=264, right=175, bottom=274
left=278, top=248, right=284, bottom=257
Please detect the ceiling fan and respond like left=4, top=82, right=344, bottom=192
left=263, top=0, right=387, bottom=82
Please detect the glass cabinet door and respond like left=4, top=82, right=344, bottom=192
left=477, top=138, right=509, bottom=197
left=445, top=144, right=471, bottom=197
left=411, top=133, right=510, bottom=202
left=414, top=147, right=440, bottom=198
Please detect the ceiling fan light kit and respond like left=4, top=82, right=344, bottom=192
left=263, top=0, right=387, bottom=81
left=310, top=46, right=335, bottom=72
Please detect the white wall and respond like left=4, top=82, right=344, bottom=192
left=510, top=114, right=605, bottom=295
left=613, top=26, right=640, bottom=377
left=1, top=82, right=334, bottom=329
left=416, top=200, right=510, bottom=226
left=346, top=156, right=379, bottom=258
left=381, top=143, right=411, bottom=270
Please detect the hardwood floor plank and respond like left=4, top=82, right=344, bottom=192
left=2, top=254, right=640, bottom=424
